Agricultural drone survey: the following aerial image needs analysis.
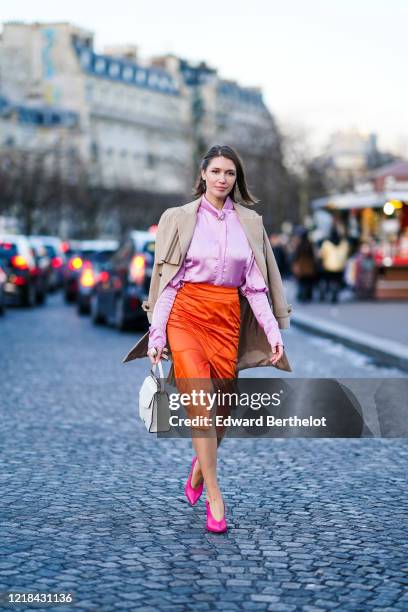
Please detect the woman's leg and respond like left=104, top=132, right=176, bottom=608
left=190, top=430, right=223, bottom=489
left=192, top=435, right=224, bottom=521
left=184, top=354, right=236, bottom=520
left=198, top=345, right=238, bottom=520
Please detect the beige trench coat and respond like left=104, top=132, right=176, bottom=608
left=123, top=197, right=293, bottom=381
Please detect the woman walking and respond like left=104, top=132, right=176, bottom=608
left=123, top=145, right=292, bottom=533
left=291, top=229, right=317, bottom=303
left=318, top=227, right=350, bottom=304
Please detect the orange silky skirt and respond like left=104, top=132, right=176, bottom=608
left=167, top=282, right=240, bottom=431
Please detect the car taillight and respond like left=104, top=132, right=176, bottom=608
left=11, top=255, right=29, bottom=270
left=68, top=256, right=83, bottom=271
left=12, top=275, right=27, bottom=286
left=98, top=270, right=110, bottom=283
left=80, top=268, right=95, bottom=288
left=129, top=254, right=146, bottom=284
left=52, top=256, right=63, bottom=268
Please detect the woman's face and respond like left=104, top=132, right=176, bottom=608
left=202, top=156, right=237, bottom=199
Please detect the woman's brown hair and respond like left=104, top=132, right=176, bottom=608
left=193, top=144, right=258, bottom=206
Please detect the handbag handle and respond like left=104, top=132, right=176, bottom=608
left=150, top=360, right=165, bottom=392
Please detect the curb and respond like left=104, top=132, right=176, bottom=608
left=291, top=311, right=408, bottom=373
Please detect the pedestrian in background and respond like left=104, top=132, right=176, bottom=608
left=124, top=144, right=292, bottom=533
left=318, top=227, right=350, bottom=303
left=291, top=229, right=317, bottom=303
left=353, top=241, right=376, bottom=300
left=269, top=233, right=289, bottom=278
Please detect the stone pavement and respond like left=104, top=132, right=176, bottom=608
left=1, top=293, right=408, bottom=611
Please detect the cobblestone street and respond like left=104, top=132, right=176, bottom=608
left=1, top=294, right=408, bottom=611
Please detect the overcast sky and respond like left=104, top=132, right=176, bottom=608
left=2, top=0, right=407, bottom=156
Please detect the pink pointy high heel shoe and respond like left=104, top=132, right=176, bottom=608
left=205, top=499, right=227, bottom=533
left=185, top=456, right=204, bottom=505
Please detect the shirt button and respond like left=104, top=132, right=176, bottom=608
left=218, top=212, right=225, bottom=220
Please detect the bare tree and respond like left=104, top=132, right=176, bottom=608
left=277, top=121, right=328, bottom=226
left=221, top=113, right=299, bottom=233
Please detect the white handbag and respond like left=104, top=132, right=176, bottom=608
left=139, top=360, right=171, bottom=433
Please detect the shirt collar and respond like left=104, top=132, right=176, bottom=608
left=200, top=194, right=234, bottom=219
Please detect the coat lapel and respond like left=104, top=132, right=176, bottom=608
left=176, top=198, right=201, bottom=260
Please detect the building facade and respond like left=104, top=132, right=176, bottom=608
left=0, top=21, right=277, bottom=196
left=0, top=22, right=192, bottom=195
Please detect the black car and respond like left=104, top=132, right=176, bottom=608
left=0, top=234, right=39, bottom=307
left=28, top=240, right=51, bottom=304
left=63, top=240, right=118, bottom=303
left=63, top=251, right=85, bottom=302
left=77, top=248, right=119, bottom=315
left=90, top=231, right=155, bottom=330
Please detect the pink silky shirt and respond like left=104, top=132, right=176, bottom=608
left=148, top=194, right=283, bottom=351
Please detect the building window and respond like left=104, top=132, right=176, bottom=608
left=135, top=69, right=147, bottom=85
left=109, top=62, right=120, bottom=78
left=80, top=50, right=92, bottom=69
left=95, top=58, right=106, bottom=74
left=123, top=66, right=134, bottom=81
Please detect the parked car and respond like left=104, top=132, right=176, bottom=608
left=90, top=231, right=155, bottom=330
left=29, top=235, right=66, bottom=290
left=0, top=234, right=38, bottom=306
left=77, top=245, right=119, bottom=315
left=0, top=259, right=7, bottom=315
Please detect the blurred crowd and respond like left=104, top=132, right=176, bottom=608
left=269, top=223, right=380, bottom=304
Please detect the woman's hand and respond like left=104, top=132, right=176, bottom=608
left=147, top=346, right=169, bottom=365
left=266, top=326, right=284, bottom=365
left=270, top=343, right=284, bottom=366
